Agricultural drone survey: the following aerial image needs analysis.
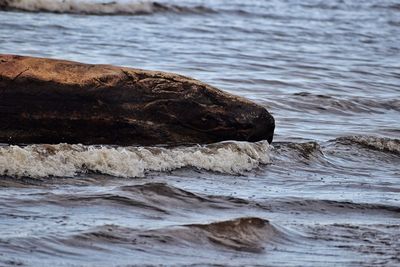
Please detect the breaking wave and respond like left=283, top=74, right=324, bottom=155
left=0, top=141, right=271, bottom=178
left=0, top=0, right=215, bottom=15
left=335, top=136, right=400, bottom=155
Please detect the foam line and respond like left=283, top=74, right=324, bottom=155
left=0, top=141, right=271, bottom=178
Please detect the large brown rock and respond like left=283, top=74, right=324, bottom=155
left=0, top=55, right=274, bottom=146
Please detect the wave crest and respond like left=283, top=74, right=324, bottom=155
left=0, top=141, right=271, bottom=178
left=75, top=217, right=281, bottom=253
left=0, top=0, right=214, bottom=15
left=335, top=136, right=400, bottom=155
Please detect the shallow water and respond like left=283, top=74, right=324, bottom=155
left=0, top=0, right=399, bottom=266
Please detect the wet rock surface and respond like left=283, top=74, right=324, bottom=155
left=0, top=55, right=274, bottom=146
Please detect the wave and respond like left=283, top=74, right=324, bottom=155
left=0, top=141, right=271, bottom=178
left=75, top=217, right=282, bottom=253
left=335, top=136, right=400, bottom=155
left=290, top=92, right=400, bottom=114
left=281, top=141, right=322, bottom=159
left=12, top=181, right=400, bottom=216
left=11, top=181, right=400, bottom=216
left=0, top=0, right=215, bottom=15
left=271, top=198, right=400, bottom=214
left=372, top=3, right=400, bottom=11
left=272, top=141, right=325, bottom=165
left=183, top=217, right=280, bottom=252
left=274, top=135, right=400, bottom=164
left=34, top=183, right=217, bottom=213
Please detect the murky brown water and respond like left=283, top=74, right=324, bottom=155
left=0, top=0, right=399, bottom=266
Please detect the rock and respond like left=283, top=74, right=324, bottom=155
left=0, top=55, right=274, bottom=146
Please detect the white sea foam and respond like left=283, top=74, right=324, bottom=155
left=2, top=0, right=161, bottom=15
left=0, top=0, right=208, bottom=15
left=0, top=141, right=271, bottom=178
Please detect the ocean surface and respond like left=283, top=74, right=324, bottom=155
left=0, top=0, right=399, bottom=266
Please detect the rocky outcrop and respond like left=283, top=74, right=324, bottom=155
left=0, top=55, right=274, bottom=146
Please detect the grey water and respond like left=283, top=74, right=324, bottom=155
left=0, top=0, right=400, bottom=266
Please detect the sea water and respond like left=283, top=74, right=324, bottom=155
left=0, top=0, right=399, bottom=266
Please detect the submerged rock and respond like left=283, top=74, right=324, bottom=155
left=0, top=55, right=274, bottom=146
